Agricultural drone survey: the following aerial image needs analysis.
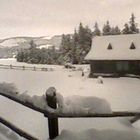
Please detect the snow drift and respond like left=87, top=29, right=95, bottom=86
left=58, top=95, right=112, bottom=114
left=54, top=129, right=140, bottom=140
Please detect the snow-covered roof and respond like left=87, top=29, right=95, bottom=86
left=85, top=34, right=140, bottom=60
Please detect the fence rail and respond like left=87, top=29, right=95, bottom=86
left=0, top=116, right=38, bottom=140
left=0, top=90, right=140, bottom=140
left=0, top=64, right=49, bottom=72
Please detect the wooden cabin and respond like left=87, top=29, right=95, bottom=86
left=85, top=34, right=140, bottom=77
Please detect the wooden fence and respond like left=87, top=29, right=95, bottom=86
left=0, top=90, right=140, bottom=140
left=0, top=64, right=49, bottom=72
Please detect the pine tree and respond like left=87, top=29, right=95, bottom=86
left=60, top=34, right=74, bottom=63
left=122, top=13, right=139, bottom=34
left=122, top=23, right=130, bottom=34
left=29, top=40, right=37, bottom=49
left=78, top=22, right=86, bottom=45
left=61, top=34, right=72, bottom=53
left=71, top=29, right=79, bottom=64
left=77, top=24, right=92, bottom=63
left=114, top=26, right=121, bottom=35
left=110, top=26, right=121, bottom=35
left=61, top=23, right=92, bottom=64
left=129, top=13, right=139, bottom=33
left=93, top=22, right=101, bottom=36
left=102, top=21, right=111, bottom=35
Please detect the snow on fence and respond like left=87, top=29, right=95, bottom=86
left=0, top=64, right=52, bottom=72
left=0, top=85, right=140, bottom=140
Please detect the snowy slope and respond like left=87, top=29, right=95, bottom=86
left=0, top=35, right=62, bottom=49
left=0, top=38, right=28, bottom=47
left=0, top=37, right=33, bottom=48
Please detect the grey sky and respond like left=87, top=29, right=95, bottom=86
left=0, top=0, right=140, bottom=38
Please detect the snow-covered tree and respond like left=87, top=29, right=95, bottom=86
left=93, top=22, right=101, bottom=36
left=110, top=26, right=121, bottom=35
left=122, top=13, right=139, bottom=34
left=122, top=23, right=130, bottom=34
left=102, top=21, right=112, bottom=35
left=129, top=13, right=139, bottom=33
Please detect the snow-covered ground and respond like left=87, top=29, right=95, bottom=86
left=0, top=59, right=140, bottom=139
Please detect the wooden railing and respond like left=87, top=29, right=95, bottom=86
left=0, top=89, right=140, bottom=140
left=0, top=64, right=49, bottom=72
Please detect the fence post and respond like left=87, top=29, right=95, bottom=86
left=10, top=64, right=12, bottom=69
left=45, top=87, right=59, bottom=139
left=23, top=66, right=25, bottom=70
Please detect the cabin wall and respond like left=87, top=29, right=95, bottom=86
left=90, top=60, right=116, bottom=73
left=90, top=60, right=140, bottom=76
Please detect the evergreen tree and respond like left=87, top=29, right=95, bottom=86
left=77, top=24, right=92, bottom=63
left=61, top=34, right=72, bottom=54
left=93, top=22, right=101, bottom=36
left=129, top=13, right=139, bottom=33
left=110, top=26, right=121, bottom=35
left=29, top=40, right=37, bottom=49
left=78, top=22, right=86, bottom=45
left=60, top=22, right=92, bottom=64
left=102, top=21, right=111, bottom=35
left=60, top=34, right=74, bottom=63
left=71, top=29, right=79, bottom=64
left=122, top=13, right=139, bottom=34
left=122, top=23, right=130, bottom=34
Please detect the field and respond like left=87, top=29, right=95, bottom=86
left=0, top=59, right=140, bottom=140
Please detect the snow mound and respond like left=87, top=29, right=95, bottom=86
left=55, top=129, right=140, bottom=140
left=61, top=95, right=112, bottom=114
left=0, top=82, right=18, bottom=95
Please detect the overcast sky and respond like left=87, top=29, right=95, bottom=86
left=0, top=0, right=140, bottom=38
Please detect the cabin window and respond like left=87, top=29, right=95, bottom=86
left=107, top=43, right=113, bottom=50
left=130, top=42, right=136, bottom=49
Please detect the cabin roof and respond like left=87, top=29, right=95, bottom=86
left=85, top=34, right=140, bottom=60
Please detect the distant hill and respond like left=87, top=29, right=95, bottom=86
left=0, top=35, right=62, bottom=58
left=35, top=35, right=62, bottom=49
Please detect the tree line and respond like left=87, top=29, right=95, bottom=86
left=17, top=13, right=139, bottom=65
left=16, top=40, right=61, bottom=64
